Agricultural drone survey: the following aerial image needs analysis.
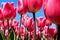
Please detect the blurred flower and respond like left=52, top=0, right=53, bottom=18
left=17, top=0, right=27, bottom=14
left=27, top=0, right=43, bottom=13
left=2, top=2, right=16, bottom=20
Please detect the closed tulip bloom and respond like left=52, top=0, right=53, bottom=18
left=27, top=23, right=34, bottom=32
left=43, top=0, right=60, bottom=25
left=36, top=17, right=46, bottom=28
left=0, top=8, right=3, bottom=20
left=12, top=20, right=19, bottom=26
left=19, top=27, right=25, bottom=36
left=27, top=0, right=43, bottom=13
left=17, top=0, right=27, bottom=14
left=45, top=19, right=52, bottom=26
left=2, top=2, right=16, bottom=20
left=22, top=15, right=32, bottom=27
left=43, top=27, right=57, bottom=38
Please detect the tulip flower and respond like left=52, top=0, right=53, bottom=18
left=36, top=17, right=46, bottom=32
left=22, top=15, right=32, bottom=28
left=27, top=23, right=34, bottom=40
left=2, top=2, right=16, bottom=20
left=12, top=20, right=19, bottom=27
left=19, top=27, right=25, bottom=40
left=43, top=0, right=60, bottom=39
left=22, top=15, right=32, bottom=40
left=27, top=23, right=34, bottom=32
left=36, top=17, right=46, bottom=28
left=19, top=27, right=25, bottom=36
left=0, top=8, right=3, bottom=20
left=27, top=0, right=42, bottom=13
left=45, top=19, right=52, bottom=39
left=45, top=19, right=52, bottom=27
left=17, top=0, right=27, bottom=28
left=43, top=27, right=57, bottom=40
left=17, top=0, right=27, bottom=14
left=36, top=17, right=46, bottom=40
left=27, top=0, right=43, bottom=40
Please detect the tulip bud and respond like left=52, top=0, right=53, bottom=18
left=45, top=19, right=52, bottom=26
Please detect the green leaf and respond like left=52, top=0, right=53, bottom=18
left=7, top=30, right=17, bottom=40
left=0, top=30, right=7, bottom=40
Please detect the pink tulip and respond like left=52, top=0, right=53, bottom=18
left=19, top=27, right=25, bottom=36
left=43, top=0, right=60, bottom=25
left=17, top=0, right=27, bottom=14
left=2, top=2, right=16, bottom=20
left=12, top=20, right=19, bottom=26
left=36, top=17, right=46, bottom=32
left=43, top=27, right=57, bottom=39
left=22, top=15, right=32, bottom=28
left=36, top=17, right=46, bottom=28
left=27, top=23, right=34, bottom=32
left=27, top=0, right=43, bottom=12
left=0, top=8, right=3, bottom=20
left=45, top=19, right=52, bottom=26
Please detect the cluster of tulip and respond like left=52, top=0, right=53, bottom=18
left=0, top=0, right=60, bottom=40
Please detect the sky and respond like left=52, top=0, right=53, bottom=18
left=0, top=0, right=56, bottom=28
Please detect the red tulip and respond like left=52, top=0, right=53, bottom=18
left=0, top=8, right=3, bottom=20
left=12, top=20, right=19, bottom=26
left=45, top=19, right=52, bottom=26
left=43, top=27, right=57, bottom=38
left=22, top=15, right=32, bottom=27
left=10, top=2, right=16, bottom=19
left=17, top=0, right=27, bottom=14
left=43, top=0, right=60, bottom=25
left=2, top=2, right=16, bottom=20
left=36, top=17, right=46, bottom=28
left=27, top=0, right=43, bottom=12
left=19, top=27, right=25, bottom=36
left=27, top=23, right=34, bottom=32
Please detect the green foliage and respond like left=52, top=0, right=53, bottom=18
left=0, top=30, right=7, bottom=40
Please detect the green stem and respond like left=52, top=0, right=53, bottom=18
left=20, top=14, right=22, bottom=27
left=33, top=13, right=36, bottom=40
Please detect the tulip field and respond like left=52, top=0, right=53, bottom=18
left=0, top=0, right=60, bottom=40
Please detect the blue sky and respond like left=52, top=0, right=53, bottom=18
left=0, top=0, right=56, bottom=28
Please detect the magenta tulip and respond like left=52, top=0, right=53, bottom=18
left=0, top=8, right=3, bottom=20
left=19, top=27, right=25, bottom=36
left=43, top=0, right=60, bottom=25
left=17, top=0, right=27, bottom=14
left=43, top=0, right=60, bottom=39
left=27, top=0, right=43, bottom=12
left=2, top=2, right=16, bottom=20
left=22, top=15, right=32, bottom=27
left=45, top=19, right=52, bottom=26
left=36, top=17, right=46, bottom=28
left=12, top=20, right=19, bottom=26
